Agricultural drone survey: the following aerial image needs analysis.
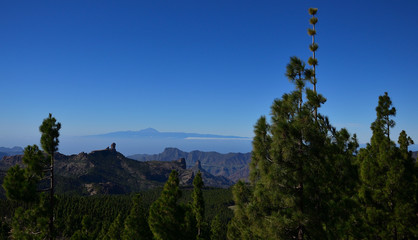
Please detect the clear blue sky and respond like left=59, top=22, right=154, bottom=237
left=1, top=0, right=417, bottom=153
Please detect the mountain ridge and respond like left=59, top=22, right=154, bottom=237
left=0, top=144, right=233, bottom=197
left=0, top=146, right=24, bottom=159
left=128, top=147, right=251, bottom=182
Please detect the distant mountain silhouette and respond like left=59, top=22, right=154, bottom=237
left=0, top=144, right=233, bottom=197
left=128, top=147, right=251, bottom=182
left=88, top=128, right=249, bottom=140
left=0, top=146, right=23, bottom=159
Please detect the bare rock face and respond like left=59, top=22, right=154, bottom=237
left=128, top=147, right=251, bottom=181
left=179, top=159, right=234, bottom=188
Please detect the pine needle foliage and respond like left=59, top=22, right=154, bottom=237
left=2, top=114, right=61, bottom=239
left=148, top=170, right=196, bottom=240
left=307, top=28, right=316, bottom=36
left=192, top=171, right=205, bottom=239
left=228, top=8, right=359, bottom=239
left=122, top=194, right=152, bottom=240
left=308, top=8, right=318, bottom=15
left=357, top=92, right=417, bottom=239
left=228, top=72, right=359, bottom=239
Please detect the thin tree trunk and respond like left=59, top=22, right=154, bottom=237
left=49, top=153, right=54, bottom=240
left=312, top=18, right=317, bottom=121
left=298, top=123, right=304, bottom=240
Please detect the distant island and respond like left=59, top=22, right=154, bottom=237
left=87, top=127, right=251, bottom=140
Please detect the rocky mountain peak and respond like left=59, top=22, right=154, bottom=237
left=194, top=160, right=202, bottom=169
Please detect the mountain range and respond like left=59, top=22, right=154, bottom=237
left=0, top=146, right=23, bottom=159
left=0, top=144, right=233, bottom=197
left=128, top=147, right=251, bottom=182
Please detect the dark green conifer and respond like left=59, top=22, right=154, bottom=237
left=10, top=193, right=49, bottom=240
left=2, top=114, right=61, bottom=239
left=148, top=170, right=184, bottom=240
left=192, top=170, right=205, bottom=239
left=228, top=7, right=359, bottom=239
left=105, top=213, right=124, bottom=240
left=210, top=214, right=224, bottom=240
left=122, top=194, right=152, bottom=240
left=2, top=145, right=44, bottom=202
left=39, top=113, right=61, bottom=240
left=357, top=92, right=417, bottom=239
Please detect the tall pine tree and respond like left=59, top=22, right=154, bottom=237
left=2, top=113, right=61, bottom=239
left=39, top=113, right=61, bottom=240
left=357, top=92, right=417, bottom=239
left=228, top=7, right=359, bottom=239
left=148, top=170, right=196, bottom=240
left=192, top=171, right=205, bottom=239
left=122, top=194, right=152, bottom=240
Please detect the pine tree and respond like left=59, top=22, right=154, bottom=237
left=357, top=92, right=417, bottom=239
left=226, top=181, right=254, bottom=240
left=105, top=213, right=124, bottom=240
left=148, top=170, right=185, bottom=240
left=122, top=194, right=152, bottom=240
left=70, top=215, right=95, bottom=240
left=2, top=114, right=61, bottom=239
left=228, top=7, right=360, bottom=239
left=192, top=170, right=205, bottom=239
left=39, top=113, right=61, bottom=240
left=210, top=214, right=224, bottom=240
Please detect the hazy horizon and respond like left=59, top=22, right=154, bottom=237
left=1, top=126, right=417, bottom=156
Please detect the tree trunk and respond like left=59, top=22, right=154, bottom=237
left=49, top=153, right=54, bottom=240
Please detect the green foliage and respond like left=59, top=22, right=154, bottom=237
left=122, top=194, right=152, bottom=240
left=10, top=194, right=49, bottom=240
left=226, top=181, right=254, bottom=240
left=70, top=215, right=95, bottom=240
left=2, top=114, right=62, bottom=239
left=0, top=187, right=233, bottom=239
left=2, top=145, right=46, bottom=202
left=307, top=56, right=318, bottom=66
left=148, top=170, right=195, bottom=240
left=2, top=165, right=37, bottom=202
left=22, top=145, right=48, bottom=177
left=249, top=116, right=271, bottom=184
left=357, top=93, right=417, bottom=239
left=210, top=214, right=224, bottom=240
left=192, top=171, right=205, bottom=238
left=39, top=113, right=61, bottom=157
left=229, top=7, right=359, bottom=238
left=309, top=43, right=318, bottom=52
left=285, top=56, right=308, bottom=91
left=307, top=28, right=316, bottom=36
left=105, top=213, right=124, bottom=240
left=309, top=17, right=318, bottom=25
left=308, top=8, right=318, bottom=15
left=0, top=218, right=11, bottom=240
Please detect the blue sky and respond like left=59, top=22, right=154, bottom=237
left=1, top=0, right=417, bottom=154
